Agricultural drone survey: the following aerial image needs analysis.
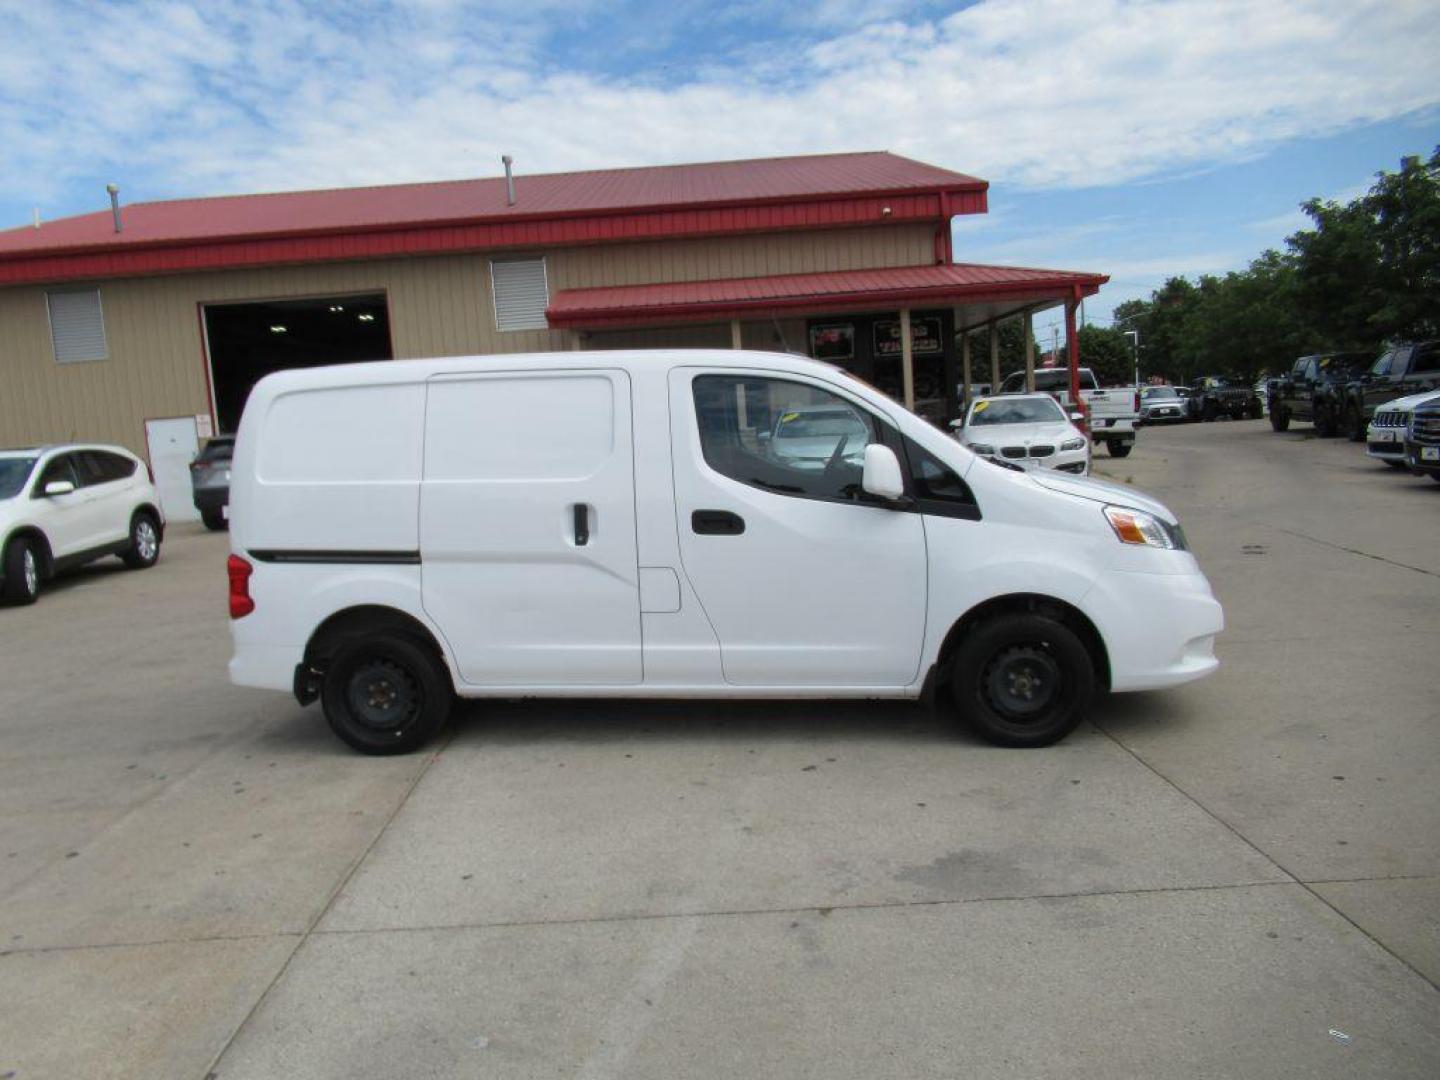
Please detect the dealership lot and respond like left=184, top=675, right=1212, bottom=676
left=2, top=421, right=1438, bottom=1079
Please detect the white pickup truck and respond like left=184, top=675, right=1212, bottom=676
left=999, top=367, right=1139, bottom=458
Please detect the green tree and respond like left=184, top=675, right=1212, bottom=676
left=1366, top=148, right=1440, bottom=339
left=1178, top=252, right=1319, bottom=383
left=1060, top=325, right=1134, bottom=386
left=1288, top=196, right=1385, bottom=349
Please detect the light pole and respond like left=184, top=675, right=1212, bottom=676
left=1123, top=329, right=1140, bottom=388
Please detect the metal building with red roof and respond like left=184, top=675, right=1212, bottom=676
left=0, top=151, right=1105, bottom=515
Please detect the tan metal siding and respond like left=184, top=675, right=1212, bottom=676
left=0, top=224, right=934, bottom=454
left=549, top=225, right=934, bottom=289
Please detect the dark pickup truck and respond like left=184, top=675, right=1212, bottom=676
left=1187, top=376, right=1262, bottom=421
left=1267, top=353, right=1370, bottom=435
left=1336, top=341, right=1440, bottom=441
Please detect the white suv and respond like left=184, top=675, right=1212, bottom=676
left=0, top=444, right=165, bottom=605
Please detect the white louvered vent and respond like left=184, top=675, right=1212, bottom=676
left=490, top=257, right=550, bottom=332
left=47, top=288, right=109, bottom=363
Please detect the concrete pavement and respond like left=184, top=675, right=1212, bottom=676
left=1, top=419, right=1436, bottom=1078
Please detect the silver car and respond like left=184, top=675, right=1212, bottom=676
left=1139, top=386, right=1187, bottom=424
left=767, top=406, right=870, bottom=471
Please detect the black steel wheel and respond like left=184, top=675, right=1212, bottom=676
left=1107, top=440, right=1132, bottom=458
left=321, top=633, right=451, bottom=754
left=2, top=535, right=42, bottom=606
left=201, top=508, right=228, bottom=531
left=951, top=613, right=1096, bottom=747
left=1270, top=408, right=1290, bottom=432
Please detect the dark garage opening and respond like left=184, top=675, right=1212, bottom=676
left=205, top=293, right=392, bottom=432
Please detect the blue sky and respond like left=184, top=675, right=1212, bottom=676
left=2, top=0, right=1437, bottom=330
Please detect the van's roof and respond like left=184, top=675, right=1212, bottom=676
left=250, top=349, right=845, bottom=394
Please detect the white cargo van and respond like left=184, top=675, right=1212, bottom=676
left=228, top=350, right=1222, bottom=754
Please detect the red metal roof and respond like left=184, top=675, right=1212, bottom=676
left=0, top=152, right=985, bottom=262
left=546, top=263, right=1108, bottom=328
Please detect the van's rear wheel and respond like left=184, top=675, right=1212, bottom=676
left=952, top=614, right=1095, bottom=747
left=321, top=634, right=451, bottom=754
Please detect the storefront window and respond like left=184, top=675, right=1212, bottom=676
left=808, top=323, right=855, bottom=363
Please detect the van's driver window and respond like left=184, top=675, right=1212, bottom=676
left=693, top=375, right=879, bottom=502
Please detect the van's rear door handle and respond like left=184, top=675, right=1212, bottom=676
left=692, top=509, right=745, bottom=535
left=573, top=504, right=590, bottom=546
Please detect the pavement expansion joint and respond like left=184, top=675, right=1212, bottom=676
left=0, top=931, right=301, bottom=959
left=1094, top=720, right=1440, bottom=995
left=306, top=878, right=1296, bottom=940
left=1266, top=524, right=1438, bottom=579
left=198, top=731, right=453, bottom=1078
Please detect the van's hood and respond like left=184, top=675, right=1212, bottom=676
left=1029, top=471, right=1177, bottom=523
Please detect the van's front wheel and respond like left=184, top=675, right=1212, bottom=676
left=952, top=614, right=1095, bottom=747
left=321, top=634, right=452, bottom=754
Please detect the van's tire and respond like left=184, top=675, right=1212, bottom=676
left=1270, top=408, right=1290, bottom=432
left=2, top=536, right=42, bottom=606
left=1107, top=441, right=1132, bottom=458
left=951, top=614, right=1095, bottom=748
left=201, top=508, right=228, bottom=531
left=1344, top=404, right=1366, bottom=443
left=321, top=633, right=452, bottom=754
left=121, top=511, right=161, bottom=569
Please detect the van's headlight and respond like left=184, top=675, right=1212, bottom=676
left=968, top=443, right=995, bottom=455
left=1060, top=437, right=1085, bottom=451
left=1103, top=505, right=1185, bottom=550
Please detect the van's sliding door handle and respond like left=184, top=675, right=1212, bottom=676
left=573, top=504, right=590, bottom=546
left=692, top=509, right=745, bottom=535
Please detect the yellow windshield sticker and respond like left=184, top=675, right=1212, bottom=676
left=973, top=400, right=989, bottom=413
left=779, top=411, right=799, bottom=423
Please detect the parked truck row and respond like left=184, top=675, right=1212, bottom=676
left=1266, top=340, right=1440, bottom=483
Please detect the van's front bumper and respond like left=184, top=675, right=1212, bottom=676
left=1085, top=567, right=1224, bottom=692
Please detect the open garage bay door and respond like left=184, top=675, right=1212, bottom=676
left=204, top=293, right=392, bottom=433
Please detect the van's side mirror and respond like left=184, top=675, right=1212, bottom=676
left=1068, top=411, right=1084, bottom=422
left=948, top=417, right=965, bottom=430
left=43, top=480, right=75, bottom=497
left=861, top=444, right=906, bottom=502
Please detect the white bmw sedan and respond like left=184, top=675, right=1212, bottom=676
left=953, top=393, right=1091, bottom=474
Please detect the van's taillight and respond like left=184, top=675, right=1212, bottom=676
left=228, top=554, right=254, bottom=618
left=1134, top=389, right=1141, bottom=412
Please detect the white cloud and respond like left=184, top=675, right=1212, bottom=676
left=0, top=0, right=1437, bottom=215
